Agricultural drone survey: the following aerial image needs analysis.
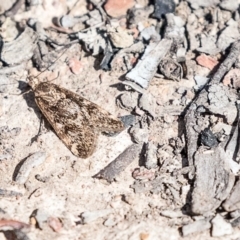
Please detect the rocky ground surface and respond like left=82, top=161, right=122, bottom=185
left=1, top=0, right=240, bottom=239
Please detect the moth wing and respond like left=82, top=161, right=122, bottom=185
left=85, top=105, right=125, bottom=132
left=35, top=97, right=97, bottom=159
left=59, top=87, right=125, bottom=132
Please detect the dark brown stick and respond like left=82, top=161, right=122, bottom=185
left=94, top=144, right=142, bottom=182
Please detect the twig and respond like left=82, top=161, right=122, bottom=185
left=184, top=40, right=240, bottom=174
left=90, top=0, right=107, bottom=22
left=94, top=144, right=142, bottom=182
left=125, top=39, right=172, bottom=88
left=5, top=0, right=24, bottom=17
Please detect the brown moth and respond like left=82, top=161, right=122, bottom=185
left=28, top=77, right=124, bottom=158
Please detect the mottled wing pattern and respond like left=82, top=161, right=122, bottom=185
left=56, top=85, right=125, bottom=132
left=35, top=97, right=97, bottom=158
left=34, top=83, right=124, bottom=158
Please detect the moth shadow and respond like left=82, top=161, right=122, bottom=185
left=17, top=80, right=30, bottom=94
left=23, top=90, right=42, bottom=120
left=22, top=90, right=53, bottom=144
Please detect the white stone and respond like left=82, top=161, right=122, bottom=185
left=211, top=214, right=233, bottom=237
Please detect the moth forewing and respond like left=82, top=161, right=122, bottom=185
left=31, top=80, right=124, bottom=158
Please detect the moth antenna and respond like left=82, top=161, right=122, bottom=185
left=26, top=41, right=78, bottom=90
left=8, top=89, right=31, bottom=96
left=47, top=71, right=60, bottom=83
left=40, top=71, right=60, bottom=84
left=33, top=41, right=78, bottom=79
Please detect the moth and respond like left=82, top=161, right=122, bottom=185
left=28, top=77, right=124, bottom=158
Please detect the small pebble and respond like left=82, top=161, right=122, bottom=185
left=182, top=219, right=211, bottom=236
left=48, top=217, right=62, bottom=233
left=222, top=69, right=240, bottom=89
left=152, top=0, right=175, bottom=20
left=120, top=115, right=136, bottom=128
left=130, top=126, right=149, bottom=144
left=217, top=22, right=240, bottom=51
left=33, top=209, right=49, bottom=229
left=220, top=0, right=239, bottom=11
left=196, top=54, right=219, bottom=70
left=211, top=214, right=233, bottom=237
left=194, top=75, right=209, bottom=90
left=161, top=209, right=183, bottom=218
left=117, top=92, right=139, bottom=111
left=61, top=15, right=78, bottom=28
left=68, top=57, right=84, bottom=75
left=139, top=94, right=156, bottom=118
left=107, top=26, right=134, bottom=49
left=230, top=209, right=240, bottom=219
left=145, top=142, right=158, bottom=169
left=104, top=0, right=135, bottom=18
left=80, top=209, right=113, bottom=224
left=132, top=167, right=155, bottom=180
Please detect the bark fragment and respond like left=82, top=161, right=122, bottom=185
left=95, top=144, right=142, bottom=182
left=125, top=39, right=172, bottom=88
left=191, top=147, right=235, bottom=215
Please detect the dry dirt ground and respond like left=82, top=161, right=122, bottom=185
left=1, top=0, right=240, bottom=240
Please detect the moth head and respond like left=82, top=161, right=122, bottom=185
left=35, top=82, right=65, bottom=103
left=28, top=76, right=39, bottom=90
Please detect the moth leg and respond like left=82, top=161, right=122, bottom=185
left=29, top=115, right=51, bottom=146
left=29, top=116, right=44, bottom=145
